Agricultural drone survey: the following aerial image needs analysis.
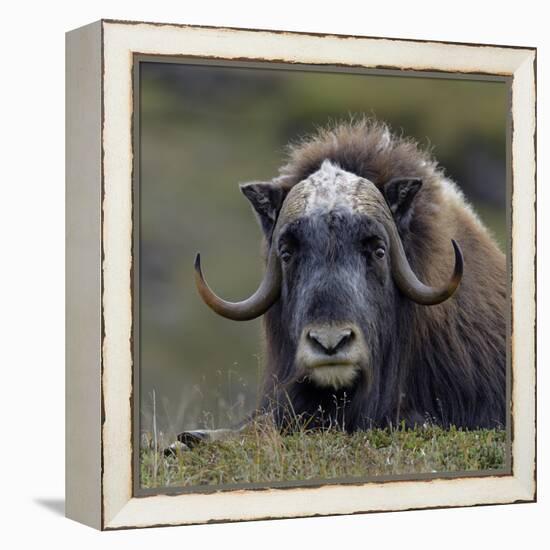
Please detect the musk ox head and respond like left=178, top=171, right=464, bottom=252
left=194, top=160, right=463, bottom=392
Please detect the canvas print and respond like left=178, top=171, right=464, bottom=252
left=136, top=60, right=508, bottom=491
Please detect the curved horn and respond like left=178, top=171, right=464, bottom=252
left=388, top=224, right=463, bottom=306
left=194, top=246, right=282, bottom=321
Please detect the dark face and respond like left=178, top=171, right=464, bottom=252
left=195, top=159, right=462, bottom=397
left=275, top=209, right=398, bottom=391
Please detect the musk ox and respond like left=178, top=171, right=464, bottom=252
left=193, top=119, right=506, bottom=436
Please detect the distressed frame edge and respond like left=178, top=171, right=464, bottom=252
left=97, top=20, right=536, bottom=530
left=65, top=20, right=104, bottom=530
left=103, top=17, right=537, bottom=54
left=106, top=477, right=535, bottom=530
left=509, top=49, right=537, bottom=502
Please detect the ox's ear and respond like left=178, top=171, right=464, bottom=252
left=240, top=182, right=285, bottom=237
left=383, top=177, right=423, bottom=228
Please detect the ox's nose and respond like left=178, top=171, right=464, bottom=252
left=307, top=327, right=354, bottom=356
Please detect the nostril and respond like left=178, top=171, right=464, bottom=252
left=307, top=330, right=328, bottom=354
left=337, top=329, right=354, bottom=350
left=307, top=328, right=355, bottom=356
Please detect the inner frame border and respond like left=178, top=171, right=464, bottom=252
left=131, top=53, right=514, bottom=499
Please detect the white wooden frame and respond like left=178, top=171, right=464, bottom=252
left=66, top=19, right=536, bottom=530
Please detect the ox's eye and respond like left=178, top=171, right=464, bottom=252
left=278, top=228, right=298, bottom=264
left=361, top=237, right=386, bottom=259
left=280, top=249, right=293, bottom=263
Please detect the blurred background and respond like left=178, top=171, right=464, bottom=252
left=138, top=60, right=508, bottom=437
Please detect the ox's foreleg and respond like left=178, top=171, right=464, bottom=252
left=164, top=409, right=277, bottom=455
left=164, top=426, right=246, bottom=456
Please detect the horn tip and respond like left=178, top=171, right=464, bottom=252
left=194, top=252, right=202, bottom=274
left=451, top=239, right=464, bottom=271
left=450, top=240, right=464, bottom=296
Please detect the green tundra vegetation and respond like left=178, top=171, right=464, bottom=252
left=140, top=421, right=507, bottom=489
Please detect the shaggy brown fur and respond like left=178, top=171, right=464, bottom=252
left=260, top=118, right=506, bottom=429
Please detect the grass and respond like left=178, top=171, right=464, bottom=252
left=140, top=417, right=507, bottom=489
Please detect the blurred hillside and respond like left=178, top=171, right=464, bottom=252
left=139, top=61, right=508, bottom=434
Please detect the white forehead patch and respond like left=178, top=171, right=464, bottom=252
left=302, top=159, right=366, bottom=215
